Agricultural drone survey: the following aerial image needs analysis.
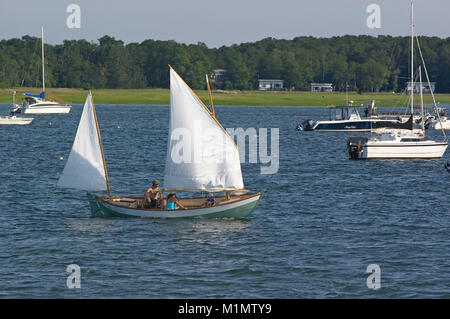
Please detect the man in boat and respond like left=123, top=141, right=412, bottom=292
left=144, top=180, right=164, bottom=208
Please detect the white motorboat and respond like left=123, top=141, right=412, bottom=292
left=425, top=113, right=450, bottom=130
left=0, top=115, right=34, bottom=125
left=21, top=26, right=71, bottom=114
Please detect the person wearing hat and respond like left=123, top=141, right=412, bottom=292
left=144, top=180, right=163, bottom=208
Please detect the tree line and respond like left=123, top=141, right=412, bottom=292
left=0, top=35, right=449, bottom=92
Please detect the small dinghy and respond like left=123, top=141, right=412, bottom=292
left=0, top=91, right=34, bottom=125
left=57, top=66, right=261, bottom=218
left=0, top=115, right=34, bottom=125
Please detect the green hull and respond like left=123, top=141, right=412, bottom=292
left=87, top=192, right=260, bottom=219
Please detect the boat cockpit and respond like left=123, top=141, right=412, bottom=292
left=329, top=106, right=361, bottom=121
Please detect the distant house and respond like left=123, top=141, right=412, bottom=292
left=258, top=79, right=284, bottom=91
left=406, top=81, right=436, bottom=93
left=212, top=69, right=228, bottom=82
left=311, top=83, right=333, bottom=92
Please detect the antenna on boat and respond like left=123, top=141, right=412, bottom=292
left=41, top=25, right=45, bottom=97
left=90, top=92, right=112, bottom=198
left=413, top=12, right=447, bottom=140
left=206, top=74, right=215, bottom=117
left=410, top=0, right=414, bottom=116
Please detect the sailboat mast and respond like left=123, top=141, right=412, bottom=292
left=419, top=66, right=425, bottom=134
left=91, top=93, right=112, bottom=197
left=206, top=74, right=215, bottom=117
left=41, top=25, right=45, bottom=95
left=410, top=1, right=414, bottom=115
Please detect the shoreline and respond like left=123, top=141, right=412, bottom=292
left=1, top=88, right=450, bottom=106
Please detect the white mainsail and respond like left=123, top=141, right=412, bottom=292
left=57, top=93, right=107, bottom=191
left=164, top=68, right=244, bottom=192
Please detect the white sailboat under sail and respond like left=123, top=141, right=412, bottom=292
left=58, top=67, right=261, bottom=218
left=22, top=26, right=71, bottom=114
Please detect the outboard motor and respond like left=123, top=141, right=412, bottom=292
left=296, top=124, right=303, bottom=131
left=346, top=137, right=366, bottom=160
left=10, top=103, right=22, bottom=115
left=424, top=116, right=434, bottom=129
left=300, top=119, right=316, bottom=131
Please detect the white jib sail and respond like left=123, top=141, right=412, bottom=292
left=57, top=93, right=107, bottom=191
left=164, top=68, right=244, bottom=192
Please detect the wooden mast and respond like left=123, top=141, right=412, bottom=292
left=90, top=92, right=111, bottom=197
left=206, top=74, right=215, bottom=117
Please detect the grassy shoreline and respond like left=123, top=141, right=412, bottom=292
left=1, top=88, right=450, bottom=106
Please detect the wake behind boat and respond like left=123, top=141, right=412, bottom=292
left=57, top=66, right=261, bottom=218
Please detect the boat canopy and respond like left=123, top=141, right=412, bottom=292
left=328, top=106, right=361, bottom=121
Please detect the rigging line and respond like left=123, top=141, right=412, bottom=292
left=415, top=33, right=447, bottom=140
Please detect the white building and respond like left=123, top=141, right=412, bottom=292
left=311, top=83, right=333, bottom=92
left=258, top=79, right=284, bottom=91
left=212, top=69, right=228, bottom=82
left=406, top=81, right=436, bottom=93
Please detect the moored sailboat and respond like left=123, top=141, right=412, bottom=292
left=58, top=67, right=261, bottom=218
left=22, top=26, right=71, bottom=114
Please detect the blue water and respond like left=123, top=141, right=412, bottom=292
left=0, top=103, right=449, bottom=298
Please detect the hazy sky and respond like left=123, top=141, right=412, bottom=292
left=0, top=0, right=448, bottom=47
